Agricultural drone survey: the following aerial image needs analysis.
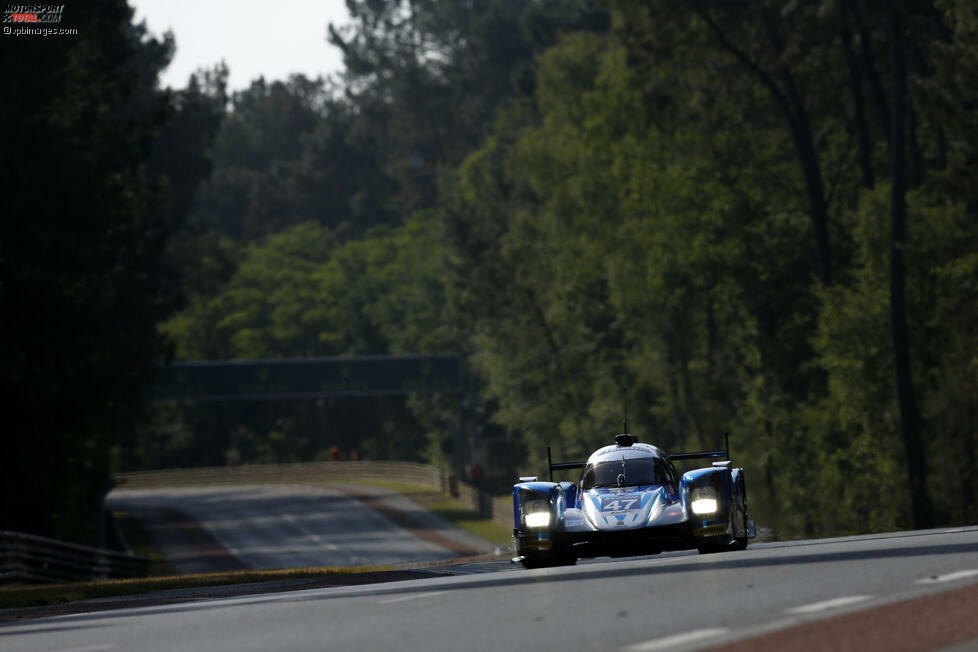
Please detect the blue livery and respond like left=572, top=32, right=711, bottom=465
left=512, top=433, right=755, bottom=568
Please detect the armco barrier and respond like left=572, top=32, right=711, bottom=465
left=0, top=531, right=149, bottom=585
left=114, top=461, right=515, bottom=529
left=114, top=461, right=448, bottom=492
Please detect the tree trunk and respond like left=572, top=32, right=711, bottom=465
left=848, top=0, right=892, bottom=145
left=792, top=113, right=833, bottom=287
left=889, top=7, right=933, bottom=530
left=763, top=13, right=832, bottom=286
left=698, top=8, right=832, bottom=285
left=841, top=26, right=876, bottom=189
left=908, top=105, right=924, bottom=188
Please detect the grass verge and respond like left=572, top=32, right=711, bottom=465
left=343, top=480, right=513, bottom=546
left=0, top=565, right=392, bottom=611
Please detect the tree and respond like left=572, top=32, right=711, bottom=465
left=329, top=0, right=610, bottom=212
left=0, top=1, right=217, bottom=542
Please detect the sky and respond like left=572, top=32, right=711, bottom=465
left=130, top=0, right=350, bottom=91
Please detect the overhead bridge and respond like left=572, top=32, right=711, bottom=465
left=154, top=354, right=462, bottom=401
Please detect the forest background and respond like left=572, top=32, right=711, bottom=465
left=2, top=0, right=976, bottom=545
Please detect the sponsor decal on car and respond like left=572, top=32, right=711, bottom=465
left=523, top=539, right=552, bottom=550
left=694, top=525, right=728, bottom=536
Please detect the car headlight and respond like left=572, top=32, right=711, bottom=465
left=690, top=486, right=718, bottom=514
left=522, top=498, right=552, bottom=528
left=524, top=511, right=551, bottom=528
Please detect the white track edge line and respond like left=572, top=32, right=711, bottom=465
left=785, top=595, right=872, bottom=614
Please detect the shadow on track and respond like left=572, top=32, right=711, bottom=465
left=10, top=539, right=977, bottom=631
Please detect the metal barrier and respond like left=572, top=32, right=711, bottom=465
left=0, top=531, right=149, bottom=585
left=114, top=461, right=514, bottom=528
left=114, top=461, right=448, bottom=493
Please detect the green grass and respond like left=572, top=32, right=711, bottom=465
left=343, top=480, right=513, bottom=546
left=0, top=565, right=392, bottom=611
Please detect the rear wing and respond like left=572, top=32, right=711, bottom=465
left=546, top=446, right=585, bottom=482
left=668, top=433, right=730, bottom=463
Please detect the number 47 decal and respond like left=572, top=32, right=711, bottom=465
left=602, top=497, right=639, bottom=512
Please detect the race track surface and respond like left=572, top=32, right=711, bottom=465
left=105, top=485, right=497, bottom=571
left=3, top=526, right=977, bottom=651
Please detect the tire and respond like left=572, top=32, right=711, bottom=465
left=517, top=539, right=577, bottom=568
left=696, top=545, right=722, bottom=555
left=732, top=474, right=750, bottom=550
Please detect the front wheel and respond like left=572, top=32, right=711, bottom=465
left=517, top=538, right=577, bottom=568
left=731, top=473, right=750, bottom=550
left=697, top=494, right=749, bottom=554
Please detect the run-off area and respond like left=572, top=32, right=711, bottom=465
left=105, top=485, right=496, bottom=572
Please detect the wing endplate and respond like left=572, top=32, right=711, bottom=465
left=547, top=446, right=586, bottom=482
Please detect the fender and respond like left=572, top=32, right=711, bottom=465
left=682, top=466, right=734, bottom=538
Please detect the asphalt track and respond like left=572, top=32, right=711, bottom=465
left=105, top=485, right=499, bottom=572
left=2, top=526, right=977, bottom=651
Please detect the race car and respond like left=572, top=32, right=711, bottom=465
left=512, top=432, right=755, bottom=568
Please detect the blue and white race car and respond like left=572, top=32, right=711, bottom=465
left=512, top=433, right=755, bottom=568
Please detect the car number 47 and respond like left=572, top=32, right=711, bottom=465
left=602, top=498, right=638, bottom=511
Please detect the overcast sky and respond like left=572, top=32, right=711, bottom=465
left=131, top=0, right=350, bottom=91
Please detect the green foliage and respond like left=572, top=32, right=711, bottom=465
left=810, top=187, right=907, bottom=533
left=435, top=2, right=975, bottom=536
left=149, top=216, right=458, bottom=468
left=187, top=75, right=397, bottom=244
left=446, top=31, right=819, bottom=524
left=0, top=1, right=220, bottom=542
left=10, top=0, right=974, bottom=544
left=152, top=0, right=976, bottom=537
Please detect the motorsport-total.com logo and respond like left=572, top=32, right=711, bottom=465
left=3, top=3, right=64, bottom=23
left=3, top=4, right=78, bottom=36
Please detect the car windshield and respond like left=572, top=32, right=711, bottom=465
left=580, top=457, right=673, bottom=490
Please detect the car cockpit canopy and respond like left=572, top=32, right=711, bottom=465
left=580, top=456, right=676, bottom=490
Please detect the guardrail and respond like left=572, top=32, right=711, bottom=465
left=0, top=531, right=149, bottom=585
left=114, top=461, right=514, bottom=528
left=114, top=461, right=449, bottom=492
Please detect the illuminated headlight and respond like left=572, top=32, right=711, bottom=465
left=520, top=494, right=553, bottom=528
left=522, top=498, right=552, bottom=528
left=690, top=486, right=718, bottom=514
left=524, top=512, right=552, bottom=528
left=691, top=498, right=718, bottom=514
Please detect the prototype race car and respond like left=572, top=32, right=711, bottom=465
left=512, top=432, right=755, bottom=568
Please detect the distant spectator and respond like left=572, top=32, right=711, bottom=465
left=349, top=451, right=360, bottom=461
left=328, top=446, right=342, bottom=461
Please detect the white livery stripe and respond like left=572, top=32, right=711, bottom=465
left=916, top=569, right=978, bottom=584
left=785, top=595, right=871, bottom=614
left=623, top=628, right=729, bottom=651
